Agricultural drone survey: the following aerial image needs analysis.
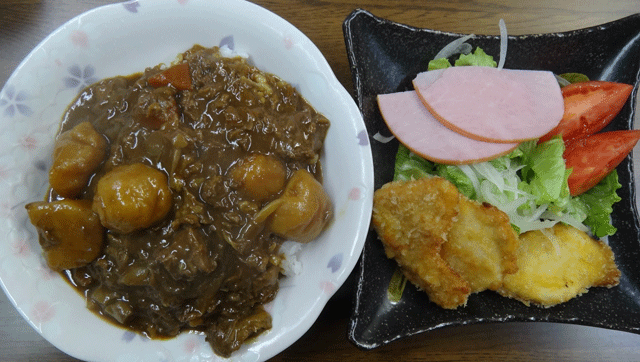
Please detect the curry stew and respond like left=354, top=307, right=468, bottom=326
left=25, top=45, right=332, bottom=357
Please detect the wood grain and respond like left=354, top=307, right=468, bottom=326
left=244, top=0, right=640, bottom=94
left=2, top=1, right=640, bottom=361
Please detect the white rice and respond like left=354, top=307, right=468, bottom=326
left=279, top=241, right=303, bottom=276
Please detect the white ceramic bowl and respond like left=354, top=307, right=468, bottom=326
left=0, top=1, right=373, bottom=361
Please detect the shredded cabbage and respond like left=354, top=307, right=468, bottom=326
left=432, top=34, right=475, bottom=63
left=394, top=140, right=621, bottom=237
left=410, top=45, right=621, bottom=237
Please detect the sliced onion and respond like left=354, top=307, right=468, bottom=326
left=555, top=74, right=571, bottom=87
left=540, top=209, right=589, bottom=233
left=540, top=227, right=562, bottom=255
left=458, top=42, right=473, bottom=56
left=373, top=132, right=395, bottom=143
left=254, top=198, right=284, bottom=223
left=498, top=19, right=507, bottom=70
left=433, top=34, right=475, bottom=60
left=458, top=164, right=481, bottom=193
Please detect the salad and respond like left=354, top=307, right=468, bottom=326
left=391, top=46, right=636, bottom=239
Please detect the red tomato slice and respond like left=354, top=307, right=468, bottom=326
left=539, top=81, right=633, bottom=144
left=564, top=130, right=640, bottom=196
left=148, top=63, right=193, bottom=90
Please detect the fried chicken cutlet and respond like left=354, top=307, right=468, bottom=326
left=372, top=177, right=519, bottom=309
left=442, top=196, right=519, bottom=293
left=499, top=223, right=620, bottom=307
left=372, top=177, right=468, bottom=308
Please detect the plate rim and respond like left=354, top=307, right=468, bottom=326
left=343, top=8, right=640, bottom=349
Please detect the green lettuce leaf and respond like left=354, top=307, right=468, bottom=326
left=392, top=137, right=616, bottom=235
left=435, top=164, right=476, bottom=199
left=454, top=47, right=497, bottom=67
left=427, top=46, right=497, bottom=70
left=428, top=58, right=452, bottom=71
left=394, top=144, right=435, bottom=181
left=519, top=137, right=570, bottom=206
left=577, top=170, right=622, bottom=238
left=559, top=72, right=590, bottom=84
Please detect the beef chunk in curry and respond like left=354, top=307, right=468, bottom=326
left=25, top=45, right=332, bottom=357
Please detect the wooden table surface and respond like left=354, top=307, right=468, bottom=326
left=2, top=0, right=640, bottom=361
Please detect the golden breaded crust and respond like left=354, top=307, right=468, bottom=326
left=498, top=223, right=620, bottom=307
left=372, top=177, right=470, bottom=309
left=442, top=198, right=519, bottom=293
left=373, top=176, right=621, bottom=310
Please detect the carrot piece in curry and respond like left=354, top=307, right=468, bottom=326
left=148, top=62, right=193, bottom=90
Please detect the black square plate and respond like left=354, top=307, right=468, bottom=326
left=343, top=8, right=640, bottom=349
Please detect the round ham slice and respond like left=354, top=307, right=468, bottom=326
left=413, top=66, right=563, bottom=143
left=377, top=90, right=518, bottom=165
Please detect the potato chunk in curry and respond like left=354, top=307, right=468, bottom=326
left=25, top=45, right=331, bottom=357
left=230, top=154, right=286, bottom=202
left=26, top=199, right=104, bottom=271
left=49, top=121, right=108, bottom=198
left=263, top=169, right=332, bottom=243
left=92, top=163, right=172, bottom=233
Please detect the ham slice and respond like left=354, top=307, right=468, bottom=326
left=377, top=91, right=518, bottom=165
left=413, top=66, right=563, bottom=143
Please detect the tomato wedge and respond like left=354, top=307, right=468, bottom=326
left=564, top=130, right=640, bottom=196
left=148, top=63, right=193, bottom=90
left=538, top=81, right=633, bottom=144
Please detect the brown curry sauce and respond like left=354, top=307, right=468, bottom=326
left=26, top=45, right=331, bottom=357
